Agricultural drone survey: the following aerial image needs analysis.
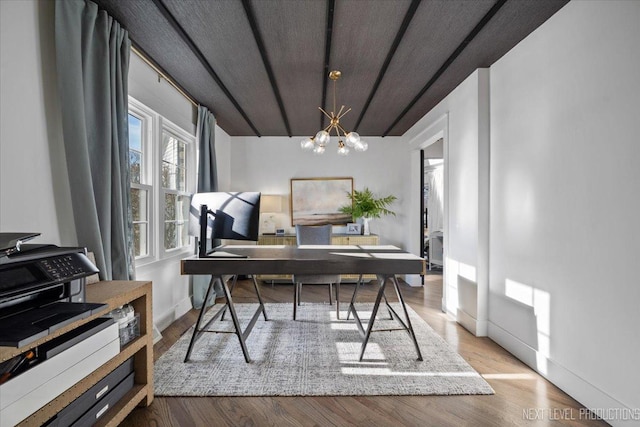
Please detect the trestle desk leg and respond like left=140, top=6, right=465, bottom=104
left=220, top=274, right=238, bottom=321
left=392, top=275, right=423, bottom=361
left=252, top=276, right=268, bottom=321
left=347, top=274, right=363, bottom=320
left=219, top=274, right=252, bottom=363
left=184, top=275, right=216, bottom=362
left=358, top=275, right=387, bottom=361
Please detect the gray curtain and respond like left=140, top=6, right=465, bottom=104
left=197, top=106, right=218, bottom=193
left=192, top=106, right=220, bottom=308
left=55, top=0, right=134, bottom=280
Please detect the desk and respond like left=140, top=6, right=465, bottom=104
left=257, top=234, right=380, bottom=282
left=181, top=245, right=425, bottom=362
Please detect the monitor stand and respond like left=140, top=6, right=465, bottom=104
left=203, top=250, right=247, bottom=258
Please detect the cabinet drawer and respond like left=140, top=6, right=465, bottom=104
left=70, top=371, right=134, bottom=427
left=331, top=235, right=379, bottom=246
left=48, top=357, right=134, bottom=426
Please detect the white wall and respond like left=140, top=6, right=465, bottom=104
left=0, top=0, right=76, bottom=246
left=488, top=1, right=640, bottom=422
left=128, top=55, right=196, bottom=136
left=229, top=136, right=411, bottom=248
left=215, top=125, right=232, bottom=191
left=404, top=69, right=490, bottom=331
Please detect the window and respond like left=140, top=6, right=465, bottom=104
left=128, top=97, right=195, bottom=265
left=161, top=129, right=190, bottom=251
left=128, top=109, right=151, bottom=258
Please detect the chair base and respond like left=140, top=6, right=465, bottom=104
left=294, top=282, right=340, bottom=320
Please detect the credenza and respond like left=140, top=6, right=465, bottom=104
left=257, top=233, right=379, bottom=283
left=0, top=280, right=153, bottom=427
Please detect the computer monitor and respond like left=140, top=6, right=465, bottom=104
left=189, top=192, right=261, bottom=257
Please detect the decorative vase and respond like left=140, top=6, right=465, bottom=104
left=362, top=217, right=371, bottom=235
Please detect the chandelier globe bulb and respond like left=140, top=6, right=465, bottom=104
left=315, top=130, right=330, bottom=146
left=300, top=137, right=315, bottom=151
left=313, top=144, right=326, bottom=155
left=345, top=131, right=360, bottom=147
left=354, top=140, right=368, bottom=152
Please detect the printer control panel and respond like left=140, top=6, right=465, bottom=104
left=39, top=254, right=90, bottom=281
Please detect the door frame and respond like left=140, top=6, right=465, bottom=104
left=407, top=113, right=448, bottom=312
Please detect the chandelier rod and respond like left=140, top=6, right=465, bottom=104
left=333, top=77, right=337, bottom=114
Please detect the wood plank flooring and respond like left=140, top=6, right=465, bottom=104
left=121, top=274, right=607, bottom=426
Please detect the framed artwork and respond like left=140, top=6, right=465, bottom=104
left=290, top=177, right=353, bottom=226
left=346, top=223, right=362, bottom=235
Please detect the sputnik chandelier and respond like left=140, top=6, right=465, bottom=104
left=300, top=70, right=368, bottom=156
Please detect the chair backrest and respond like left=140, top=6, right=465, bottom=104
left=295, top=224, right=332, bottom=245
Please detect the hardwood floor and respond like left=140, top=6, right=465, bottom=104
left=121, top=274, right=607, bottom=426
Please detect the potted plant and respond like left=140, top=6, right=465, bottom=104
left=339, top=187, right=397, bottom=235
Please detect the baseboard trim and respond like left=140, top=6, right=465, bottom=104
left=456, top=309, right=488, bottom=337
left=175, top=296, right=193, bottom=319
left=456, top=308, right=477, bottom=335
left=488, top=321, right=637, bottom=427
left=156, top=296, right=193, bottom=333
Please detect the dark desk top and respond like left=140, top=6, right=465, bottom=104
left=181, top=245, right=425, bottom=276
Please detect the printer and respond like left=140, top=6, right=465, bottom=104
left=0, top=232, right=105, bottom=347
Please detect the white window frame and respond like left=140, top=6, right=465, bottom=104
left=128, top=99, right=155, bottom=263
left=129, top=96, right=196, bottom=267
left=158, top=120, right=195, bottom=257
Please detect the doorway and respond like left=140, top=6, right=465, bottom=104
left=422, top=140, right=444, bottom=273
left=408, top=113, right=448, bottom=312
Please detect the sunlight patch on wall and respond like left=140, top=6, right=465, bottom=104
left=445, top=258, right=477, bottom=314
left=505, top=279, right=551, bottom=375
left=458, top=262, right=477, bottom=282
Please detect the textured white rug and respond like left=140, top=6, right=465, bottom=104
left=154, top=303, right=494, bottom=396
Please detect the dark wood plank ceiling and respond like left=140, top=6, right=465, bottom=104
left=93, top=0, right=569, bottom=137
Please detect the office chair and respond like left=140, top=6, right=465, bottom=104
left=292, top=224, right=341, bottom=320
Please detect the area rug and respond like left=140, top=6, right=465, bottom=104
left=154, top=303, right=494, bottom=396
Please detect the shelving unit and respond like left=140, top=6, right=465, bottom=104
left=428, top=231, right=444, bottom=270
left=257, top=234, right=379, bottom=282
left=0, top=280, right=153, bottom=427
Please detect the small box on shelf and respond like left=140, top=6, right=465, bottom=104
left=119, top=313, right=140, bottom=347
left=105, top=304, right=140, bottom=348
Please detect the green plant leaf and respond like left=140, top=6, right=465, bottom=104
left=339, top=187, right=397, bottom=221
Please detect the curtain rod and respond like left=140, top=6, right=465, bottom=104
left=131, top=45, right=198, bottom=108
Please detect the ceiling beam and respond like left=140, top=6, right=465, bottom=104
left=383, top=0, right=508, bottom=136
left=241, top=0, right=292, bottom=136
left=354, top=0, right=422, bottom=133
left=320, top=0, right=336, bottom=130
left=150, top=0, right=262, bottom=136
